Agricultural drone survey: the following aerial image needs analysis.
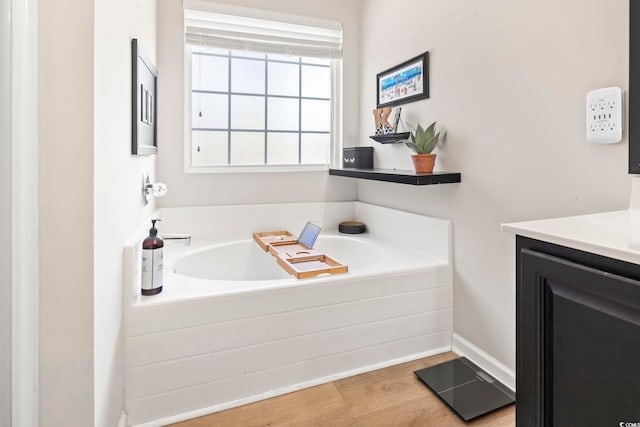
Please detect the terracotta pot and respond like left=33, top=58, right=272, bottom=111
left=411, top=153, right=436, bottom=173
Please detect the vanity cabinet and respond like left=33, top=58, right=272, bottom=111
left=516, top=236, right=640, bottom=427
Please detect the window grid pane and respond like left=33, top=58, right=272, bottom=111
left=192, top=49, right=331, bottom=166
left=267, top=132, right=299, bottom=165
left=192, top=130, right=229, bottom=166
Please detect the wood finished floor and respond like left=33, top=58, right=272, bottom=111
left=169, top=352, right=515, bottom=427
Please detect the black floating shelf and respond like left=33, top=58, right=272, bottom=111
left=369, top=132, right=411, bottom=144
left=329, top=168, right=461, bottom=186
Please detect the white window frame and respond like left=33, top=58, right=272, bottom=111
left=183, top=10, right=343, bottom=174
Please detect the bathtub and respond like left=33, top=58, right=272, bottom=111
left=123, top=202, right=453, bottom=426
left=174, top=235, right=382, bottom=281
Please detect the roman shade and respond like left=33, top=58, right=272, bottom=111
left=184, top=0, right=343, bottom=58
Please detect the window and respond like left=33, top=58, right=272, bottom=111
left=184, top=3, right=343, bottom=172
left=191, top=48, right=332, bottom=167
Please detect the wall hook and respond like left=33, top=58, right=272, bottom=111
left=142, top=172, right=167, bottom=205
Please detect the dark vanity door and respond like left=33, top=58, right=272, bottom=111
left=517, top=240, right=640, bottom=427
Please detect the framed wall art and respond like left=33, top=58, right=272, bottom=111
left=376, top=52, right=429, bottom=108
left=131, top=38, right=158, bottom=155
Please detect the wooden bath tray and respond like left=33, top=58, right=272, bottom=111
left=253, top=230, right=348, bottom=279
left=253, top=230, right=298, bottom=252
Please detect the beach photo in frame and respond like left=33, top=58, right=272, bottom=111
left=376, top=52, right=429, bottom=108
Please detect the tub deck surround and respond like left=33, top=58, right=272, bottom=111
left=134, top=234, right=447, bottom=304
left=123, top=202, right=453, bottom=426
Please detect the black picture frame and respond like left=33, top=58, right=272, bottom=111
left=132, top=38, right=158, bottom=155
left=630, top=3, right=639, bottom=173
left=376, top=52, right=429, bottom=108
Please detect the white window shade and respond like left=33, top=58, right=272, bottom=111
left=184, top=5, right=343, bottom=59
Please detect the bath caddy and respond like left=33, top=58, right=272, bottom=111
left=253, top=230, right=348, bottom=279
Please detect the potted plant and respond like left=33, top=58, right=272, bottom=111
left=405, top=121, right=442, bottom=173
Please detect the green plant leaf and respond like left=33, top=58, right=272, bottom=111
left=417, top=138, right=427, bottom=153
left=415, top=124, right=425, bottom=145
left=422, top=132, right=440, bottom=154
left=405, top=142, right=420, bottom=153
left=424, top=122, right=436, bottom=142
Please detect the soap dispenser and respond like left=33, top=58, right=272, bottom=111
left=141, top=219, right=164, bottom=295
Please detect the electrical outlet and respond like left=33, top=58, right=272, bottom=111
left=586, top=87, right=623, bottom=144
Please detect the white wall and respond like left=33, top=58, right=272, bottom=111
left=0, top=0, right=11, bottom=423
left=156, top=0, right=360, bottom=207
left=358, top=0, right=630, bottom=372
left=93, top=0, right=157, bottom=425
left=39, top=0, right=95, bottom=424
left=39, top=0, right=157, bottom=425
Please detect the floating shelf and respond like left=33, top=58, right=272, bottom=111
left=369, top=132, right=411, bottom=144
left=329, top=168, right=461, bottom=186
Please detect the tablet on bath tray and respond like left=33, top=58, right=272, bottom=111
left=298, top=222, right=321, bottom=249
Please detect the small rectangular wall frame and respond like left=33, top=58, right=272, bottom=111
left=131, top=38, right=157, bottom=155
left=377, top=52, right=429, bottom=108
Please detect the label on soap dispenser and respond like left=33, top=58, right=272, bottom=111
left=141, top=248, right=163, bottom=290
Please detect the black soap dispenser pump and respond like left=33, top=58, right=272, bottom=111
left=141, top=219, right=164, bottom=295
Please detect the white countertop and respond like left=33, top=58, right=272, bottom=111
left=502, top=209, right=640, bottom=265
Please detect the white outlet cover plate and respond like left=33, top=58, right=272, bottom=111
left=586, top=87, right=623, bottom=144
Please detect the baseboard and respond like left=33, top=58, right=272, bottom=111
left=131, top=345, right=451, bottom=427
left=451, top=333, right=515, bottom=391
left=117, top=411, right=127, bottom=427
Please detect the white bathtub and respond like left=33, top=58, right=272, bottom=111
left=174, top=235, right=382, bottom=280
left=123, top=202, right=453, bottom=426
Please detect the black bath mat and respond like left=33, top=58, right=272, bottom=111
left=414, top=357, right=515, bottom=421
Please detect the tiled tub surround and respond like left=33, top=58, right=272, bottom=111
left=123, top=202, right=453, bottom=426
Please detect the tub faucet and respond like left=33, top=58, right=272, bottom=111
left=163, top=234, right=191, bottom=246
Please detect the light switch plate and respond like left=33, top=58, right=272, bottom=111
left=586, top=87, right=623, bottom=144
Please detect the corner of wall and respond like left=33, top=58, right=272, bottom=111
left=452, top=333, right=515, bottom=391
